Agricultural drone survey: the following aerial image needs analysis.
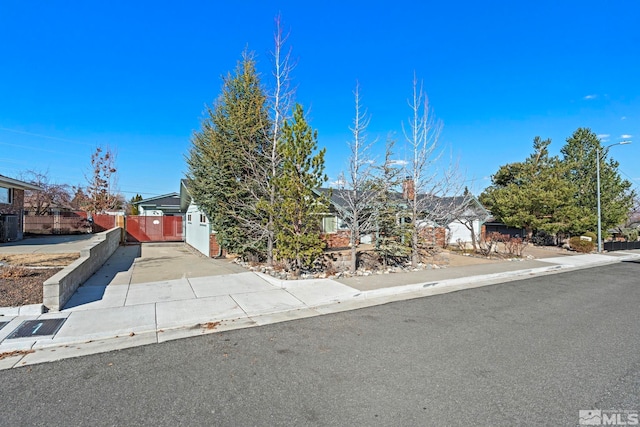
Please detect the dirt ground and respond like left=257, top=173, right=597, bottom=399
left=0, top=253, right=79, bottom=267
left=447, top=244, right=573, bottom=267
left=0, top=244, right=574, bottom=308
left=0, top=253, right=79, bottom=308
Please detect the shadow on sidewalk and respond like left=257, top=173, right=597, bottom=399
left=63, top=245, right=141, bottom=309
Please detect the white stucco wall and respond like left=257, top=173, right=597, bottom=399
left=447, top=219, right=480, bottom=244
left=185, top=201, right=210, bottom=257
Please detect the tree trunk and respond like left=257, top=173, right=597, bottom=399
left=411, top=231, right=419, bottom=267
left=350, top=244, right=357, bottom=273
left=266, top=218, right=274, bottom=267
left=266, top=185, right=275, bottom=267
left=470, top=226, right=477, bottom=252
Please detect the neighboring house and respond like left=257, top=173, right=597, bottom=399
left=314, top=188, right=357, bottom=248
left=179, top=180, right=223, bottom=257
left=23, top=201, right=76, bottom=216
left=315, top=185, right=490, bottom=248
left=0, top=174, right=42, bottom=242
left=133, top=193, right=182, bottom=216
left=482, top=219, right=527, bottom=239
left=439, top=196, right=492, bottom=245
left=180, top=176, right=490, bottom=256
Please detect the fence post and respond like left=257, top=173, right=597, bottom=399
left=116, top=215, right=125, bottom=244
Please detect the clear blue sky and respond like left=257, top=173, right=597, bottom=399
left=1, top=0, right=638, bottom=198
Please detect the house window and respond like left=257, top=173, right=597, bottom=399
left=0, top=187, right=11, bottom=204
left=187, top=214, right=192, bottom=222
left=322, top=216, right=338, bottom=233
left=200, top=214, right=206, bottom=224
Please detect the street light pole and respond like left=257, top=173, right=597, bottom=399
left=596, top=141, right=631, bottom=253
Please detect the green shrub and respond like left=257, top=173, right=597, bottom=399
left=569, top=236, right=595, bottom=253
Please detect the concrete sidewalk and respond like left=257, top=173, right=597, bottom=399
left=1, top=246, right=639, bottom=369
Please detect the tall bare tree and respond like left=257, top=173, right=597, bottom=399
left=403, top=74, right=464, bottom=266
left=337, top=82, right=377, bottom=272
left=85, top=146, right=121, bottom=214
left=238, top=16, right=297, bottom=265
left=21, top=170, right=71, bottom=215
left=264, top=14, right=296, bottom=266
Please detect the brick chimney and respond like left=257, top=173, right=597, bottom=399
left=402, top=177, right=415, bottom=200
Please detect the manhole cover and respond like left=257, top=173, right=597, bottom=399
left=0, top=321, right=9, bottom=331
left=7, top=318, right=66, bottom=339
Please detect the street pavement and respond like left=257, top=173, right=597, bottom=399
left=2, top=261, right=640, bottom=426
left=1, top=241, right=639, bottom=370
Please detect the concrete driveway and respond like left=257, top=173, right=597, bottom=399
left=128, top=243, right=247, bottom=284
left=0, top=234, right=96, bottom=254
left=0, top=236, right=247, bottom=285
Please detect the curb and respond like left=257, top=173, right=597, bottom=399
left=2, top=252, right=639, bottom=369
left=0, top=303, right=44, bottom=317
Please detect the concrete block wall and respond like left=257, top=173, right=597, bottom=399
left=43, top=227, right=122, bottom=311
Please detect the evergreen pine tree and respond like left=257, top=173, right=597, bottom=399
left=560, top=128, right=635, bottom=235
left=186, top=52, right=271, bottom=257
left=273, top=104, right=328, bottom=272
left=480, top=137, right=577, bottom=238
left=372, top=138, right=410, bottom=267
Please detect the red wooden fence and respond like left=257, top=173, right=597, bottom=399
left=125, top=216, right=183, bottom=242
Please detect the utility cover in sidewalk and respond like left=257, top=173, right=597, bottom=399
left=7, top=319, right=66, bottom=339
left=0, top=321, right=8, bottom=331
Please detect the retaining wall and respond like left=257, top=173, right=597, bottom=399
left=43, top=227, right=122, bottom=311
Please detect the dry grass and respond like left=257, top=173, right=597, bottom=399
left=0, top=253, right=80, bottom=267
left=0, top=266, right=37, bottom=279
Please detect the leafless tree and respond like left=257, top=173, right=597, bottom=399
left=21, top=170, right=71, bottom=215
left=69, top=186, right=90, bottom=211
left=265, top=14, right=296, bottom=266
left=403, top=74, right=466, bottom=266
left=337, top=82, right=378, bottom=272
left=237, top=15, right=297, bottom=265
left=85, top=146, right=121, bottom=214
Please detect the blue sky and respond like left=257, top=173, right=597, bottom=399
left=1, top=0, right=638, bottom=199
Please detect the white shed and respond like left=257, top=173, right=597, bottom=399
left=184, top=199, right=212, bottom=257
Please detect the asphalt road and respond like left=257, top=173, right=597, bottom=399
left=1, top=261, right=639, bottom=426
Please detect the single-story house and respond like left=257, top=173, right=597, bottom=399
left=179, top=180, right=223, bottom=257
left=441, top=196, right=492, bottom=245
left=133, top=193, right=182, bottom=216
left=23, top=200, right=76, bottom=216
left=0, top=174, right=42, bottom=242
left=180, top=176, right=491, bottom=256
left=315, top=183, right=491, bottom=249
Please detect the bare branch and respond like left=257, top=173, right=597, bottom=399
left=336, top=82, right=378, bottom=272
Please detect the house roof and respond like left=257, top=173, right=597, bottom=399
left=134, top=192, right=180, bottom=208
left=317, top=187, right=490, bottom=223
left=0, top=174, right=42, bottom=191
left=179, top=179, right=191, bottom=212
